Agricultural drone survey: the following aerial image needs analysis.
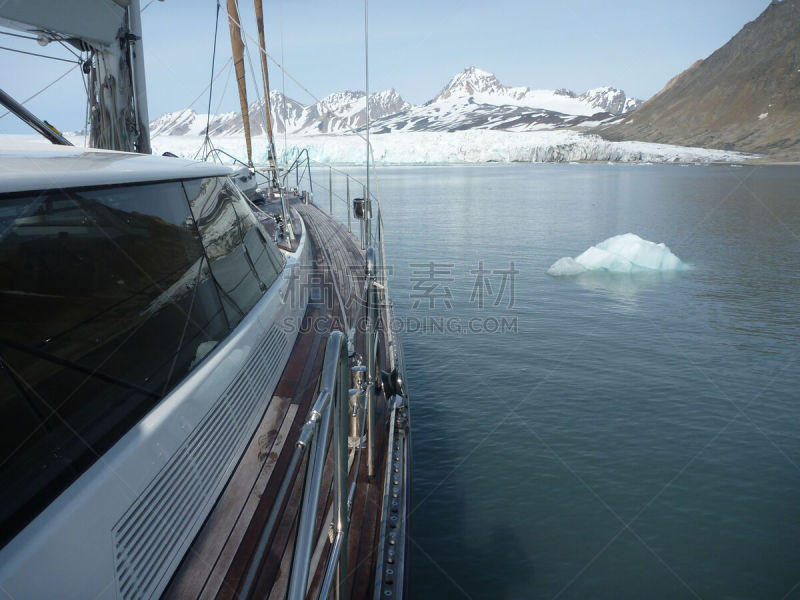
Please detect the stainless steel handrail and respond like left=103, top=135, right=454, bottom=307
left=284, top=251, right=382, bottom=599
left=288, top=330, right=350, bottom=600
left=364, top=247, right=379, bottom=480
left=241, top=156, right=408, bottom=600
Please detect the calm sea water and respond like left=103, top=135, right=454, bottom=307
left=318, top=163, right=800, bottom=600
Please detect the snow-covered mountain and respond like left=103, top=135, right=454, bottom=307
left=293, top=89, right=410, bottom=133
left=431, top=67, right=640, bottom=115
left=151, top=89, right=409, bottom=137
left=368, top=69, right=641, bottom=133
left=150, top=67, right=641, bottom=137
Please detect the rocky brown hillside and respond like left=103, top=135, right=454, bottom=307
left=602, top=0, right=800, bottom=161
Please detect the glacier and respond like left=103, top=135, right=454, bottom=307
left=144, top=130, right=754, bottom=165
left=136, top=66, right=756, bottom=164
left=547, top=233, right=689, bottom=276
left=1, top=128, right=753, bottom=165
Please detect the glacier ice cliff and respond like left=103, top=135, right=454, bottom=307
left=142, top=130, right=754, bottom=165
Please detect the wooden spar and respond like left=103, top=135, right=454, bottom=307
left=254, top=0, right=279, bottom=185
left=227, top=0, right=253, bottom=166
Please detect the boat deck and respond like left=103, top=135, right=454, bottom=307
left=164, top=203, right=390, bottom=599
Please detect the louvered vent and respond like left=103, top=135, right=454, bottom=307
left=113, top=325, right=287, bottom=600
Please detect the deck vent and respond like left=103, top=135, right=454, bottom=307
left=112, top=325, right=287, bottom=600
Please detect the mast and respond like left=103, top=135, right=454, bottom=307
left=0, top=0, right=151, bottom=153
left=364, top=0, right=371, bottom=247
left=227, top=0, right=253, bottom=167
left=253, top=0, right=279, bottom=186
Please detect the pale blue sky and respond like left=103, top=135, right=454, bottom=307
left=0, top=0, right=769, bottom=133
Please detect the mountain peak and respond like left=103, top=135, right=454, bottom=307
left=462, top=66, right=494, bottom=78
left=437, top=67, right=504, bottom=101
left=579, top=87, right=642, bottom=114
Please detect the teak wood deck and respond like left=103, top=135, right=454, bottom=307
left=164, top=203, right=390, bottom=599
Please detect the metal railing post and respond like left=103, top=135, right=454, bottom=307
left=346, top=175, right=351, bottom=233
left=307, top=151, right=313, bottom=197
left=333, top=332, right=350, bottom=600
left=365, top=247, right=377, bottom=480
left=278, top=186, right=294, bottom=242
left=361, top=185, right=366, bottom=250
left=364, top=185, right=371, bottom=247
left=288, top=397, right=331, bottom=598
left=329, top=166, right=333, bottom=214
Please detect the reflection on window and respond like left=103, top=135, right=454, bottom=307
left=0, top=182, right=228, bottom=547
left=230, top=191, right=286, bottom=286
left=184, top=177, right=278, bottom=328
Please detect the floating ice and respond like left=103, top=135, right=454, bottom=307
left=547, top=233, right=688, bottom=276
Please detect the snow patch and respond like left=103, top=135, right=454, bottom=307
left=758, top=112, right=768, bottom=120
left=547, top=233, right=689, bottom=275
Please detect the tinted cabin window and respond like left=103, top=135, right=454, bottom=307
left=184, top=177, right=281, bottom=328
left=229, top=186, right=286, bottom=284
left=0, top=181, right=228, bottom=547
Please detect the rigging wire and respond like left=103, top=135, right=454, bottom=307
left=187, top=58, right=233, bottom=115
left=364, top=0, right=370, bottom=242
left=0, top=31, right=39, bottom=41
left=226, top=11, right=375, bottom=156
left=0, top=63, right=80, bottom=120
left=0, top=45, right=81, bottom=64
left=56, top=40, right=82, bottom=61
left=213, top=60, right=234, bottom=114
left=195, top=1, right=222, bottom=162
left=150, top=57, right=232, bottom=141
left=204, top=1, right=222, bottom=139
left=280, top=1, right=287, bottom=160
left=209, top=4, right=385, bottom=210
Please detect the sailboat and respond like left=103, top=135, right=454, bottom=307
left=0, top=1, right=410, bottom=598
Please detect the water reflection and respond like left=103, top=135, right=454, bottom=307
left=551, top=269, right=686, bottom=309
left=571, top=269, right=682, bottom=298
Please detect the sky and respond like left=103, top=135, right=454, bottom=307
left=0, top=0, right=770, bottom=134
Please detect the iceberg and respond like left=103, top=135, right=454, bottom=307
left=547, top=233, right=688, bottom=276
